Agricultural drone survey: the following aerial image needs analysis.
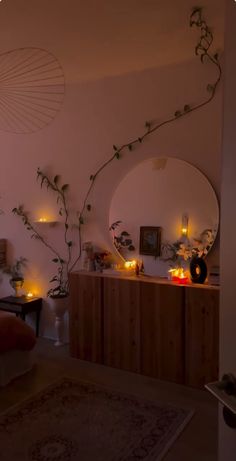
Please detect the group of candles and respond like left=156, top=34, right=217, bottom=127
left=124, top=260, right=189, bottom=283
left=168, top=267, right=189, bottom=284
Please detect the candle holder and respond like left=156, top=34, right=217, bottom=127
left=168, top=267, right=189, bottom=284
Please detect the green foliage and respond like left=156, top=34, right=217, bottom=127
left=13, top=169, right=74, bottom=297
left=174, top=110, right=181, bottom=118
left=12, top=8, right=221, bottom=297
left=75, top=8, right=221, bottom=248
left=184, top=105, right=190, bottom=112
left=109, top=221, right=135, bottom=252
left=145, top=121, right=151, bottom=130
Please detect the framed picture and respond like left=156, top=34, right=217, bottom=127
left=139, top=226, right=162, bottom=257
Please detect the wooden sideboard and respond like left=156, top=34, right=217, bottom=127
left=69, top=271, right=219, bottom=388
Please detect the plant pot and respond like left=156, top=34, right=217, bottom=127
left=50, top=295, right=68, bottom=347
left=10, top=278, right=24, bottom=297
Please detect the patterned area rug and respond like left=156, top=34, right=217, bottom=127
left=0, top=377, right=194, bottom=461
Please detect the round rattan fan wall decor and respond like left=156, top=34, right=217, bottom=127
left=0, top=47, right=65, bottom=134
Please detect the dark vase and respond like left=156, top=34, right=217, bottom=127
left=190, top=257, right=207, bottom=284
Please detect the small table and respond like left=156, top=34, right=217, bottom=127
left=0, top=296, right=42, bottom=336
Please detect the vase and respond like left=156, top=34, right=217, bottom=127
left=190, top=256, right=207, bottom=284
left=10, top=278, right=24, bottom=297
left=50, top=296, right=68, bottom=346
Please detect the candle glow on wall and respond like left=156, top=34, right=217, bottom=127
left=181, top=213, right=189, bottom=237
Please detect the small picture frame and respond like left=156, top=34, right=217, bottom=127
left=139, top=226, right=162, bottom=257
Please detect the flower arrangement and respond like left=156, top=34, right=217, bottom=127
left=161, top=229, right=215, bottom=263
left=93, top=251, right=111, bottom=272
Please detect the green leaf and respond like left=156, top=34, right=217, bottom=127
left=174, top=110, right=181, bottom=118
left=184, top=104, right=190, bottom=112
left=121, top=231, right=129, bottom=236
left=200, top=53, right=206, bottom=63
left=128, top=245, right=135, bottom=251
left=49, top=276, right=58, bottom=282
left=207, top=83, right=214, bottom=93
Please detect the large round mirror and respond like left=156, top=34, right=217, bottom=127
left=109, top=157, right=219, bottom=276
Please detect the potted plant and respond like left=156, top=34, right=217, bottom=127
left=12, top=169, right=78, bottom=345
left=4, top=257, right=27, bottom=297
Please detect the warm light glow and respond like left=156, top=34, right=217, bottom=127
left=168, top=267, right=189, bottom=284
left=181, top=213, right=189, bottom=237
left=124, top=260, right=136, bottom=270
left=26, top=292, right=33, bottom=298
left=39, top=217, right=47, bottom=222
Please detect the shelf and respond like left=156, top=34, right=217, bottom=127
left=33, top=221, right=58, bottom=227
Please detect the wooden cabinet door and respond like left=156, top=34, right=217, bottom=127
left=185, top=287, right=219, bottom=388
left=140, top=282, right=185, bottom=384
left=103, top=278, right=140, bottom=373
left=69, top=273, right=102, bottom=363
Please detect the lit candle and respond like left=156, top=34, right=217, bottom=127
left=124, top=260, right=136, bottom=270
left=181, top=213, right=189, bottom=237
left=26, top=292, right=34, bottom=298
left=39, top=217, right=47, bottom=222
left=178, top=272, right=188, bottom=284
left=169, top=267, right=189, bottom=284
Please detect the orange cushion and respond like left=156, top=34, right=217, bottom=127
left=0, top=312, right=36, bottom=353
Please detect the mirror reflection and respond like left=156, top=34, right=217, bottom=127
left=109, top=157, right=219, bottom=277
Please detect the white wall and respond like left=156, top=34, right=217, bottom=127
left=0, top=1, right=223, bottom=339
left=219, top=0, right=236, bottom=459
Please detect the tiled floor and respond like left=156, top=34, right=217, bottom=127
left=0, top=338, right=218, bottom=460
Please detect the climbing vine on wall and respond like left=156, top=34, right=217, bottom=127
left=12, top=8, right=222, bottom=291
left=77, top=7, right=221, bottom=229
